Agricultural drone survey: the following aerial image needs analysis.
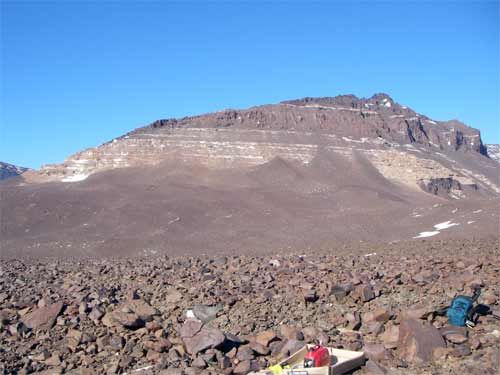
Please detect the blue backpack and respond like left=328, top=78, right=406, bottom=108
left=447, top=289, right=480, bottom=327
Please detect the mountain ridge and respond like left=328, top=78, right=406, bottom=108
left=0, top=162, right=29, bottom=180
left=2, top=93, right=498, bottom=258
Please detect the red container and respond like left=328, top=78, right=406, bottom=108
left=303, top=345, right=330, bottom=368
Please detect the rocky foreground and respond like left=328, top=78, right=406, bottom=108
left=1, top=238, right=499, bottom=375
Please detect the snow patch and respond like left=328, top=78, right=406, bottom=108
left=467, top=221, right=475, bottom=224
left=434, top=221, right=460, bottom=230
left=473, top=209, right=483, bottom=214
left=62, top=174, right=88, bottom=182
left=414, top=231, right=440, bottom=238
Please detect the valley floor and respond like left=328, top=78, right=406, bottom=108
left=0, top=237, right=499, bottom=375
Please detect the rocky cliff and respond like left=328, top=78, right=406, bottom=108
left=34, top=94, right=497, bottom=198
left=0, top=162, right=29, bottom=180
left=486, top=144, right=500, bottom=163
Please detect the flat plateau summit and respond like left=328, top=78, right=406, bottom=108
left=1, top=94, right=499, bottom=258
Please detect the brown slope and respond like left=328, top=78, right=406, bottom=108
left=2, top=152, right=498, bottom=258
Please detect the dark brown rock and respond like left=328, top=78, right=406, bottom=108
left=398, top=318, right=446, bottom=363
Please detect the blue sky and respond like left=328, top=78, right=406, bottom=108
left=2, top=1, right=498, bottom=168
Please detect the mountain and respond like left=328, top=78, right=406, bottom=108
left=486, top=144, right=500, bottom=163
left=0, top=162, right=29, bottom=180
left=2, top=94, right=499, bottom=258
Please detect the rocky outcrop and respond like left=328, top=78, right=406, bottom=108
left=486, top=144, right=500, bottom=163
left=37, top=94, right=485, bottom=174
left=0, top=162, right=29, bottom=180
left=32, top=94, right=498, bottom=198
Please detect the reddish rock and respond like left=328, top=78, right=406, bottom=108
left=255, top=330, right=277, bottom=347
left=125, top=299, right=159, bottom=322
left=363, top=343, right=390, bottom=361
left=401, top=304, right=429, bottom=320
left=398, top=319, right=446, bottom=363
left=234, top=359, right=259, bottom=375
left=111, top=311, right=144, bottom=329
left=249, top=341, right=270, bottom=356
left=236, top=345, right=255, bottom=361
left=183, top=327, right=226, bottom=355
left=180, top=320, right=203, bottom=339
left=21, top=301, right=64, bottom=330
left=439, top=326, right=468, bottom=344
left=363, top=308, right=392, bottom=324
left=381, top=324, right=399, bottom=349
left=279, top=325, right=303, bottom=341
left=364, top=360, right=389, bottom=375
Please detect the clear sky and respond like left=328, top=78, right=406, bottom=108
left=2, top=1, right=499, bottom=169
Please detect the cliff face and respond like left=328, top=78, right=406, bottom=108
left=34, top=94, right=497, bottom=198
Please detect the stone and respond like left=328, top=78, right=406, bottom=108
left=303, top=289, right=318, bottom=303
left=218, top=355, right=231, bottom=369
left=233, top=359, right=257, bottom=375
left=21, top=301, right=64, bottom=330
left=191, top=356, right=207, bottom=369
left=363, top=308, right=392, bottom=324
left=439, top=326, right=468, bottom=344
left=279, top=325, right=303, bottom=341
left=330, top=284, right=349, bottom=301
left=364, top=360, right=389, bottom=375
left=192, top=304, right=222, bottom=324
left=398, top=319, right=446, bottom=363
left=401, top=304, right=429, bottom=320
left=165, top=289, right=183, bottom=304
left=301, top=326, right=322, bottom=343
left=44, top=353, right=62, bottom=366
left=346, top=312, right=362, bottom=330
left=255, top=330, right=277, bottom=347
left=126, top=299, right=159, bottom=322
left=236, top=345, right=255, bottom=361
left=180, top=319, right=203, bottom=338
left=183, top=327, right=226, bottom=355
left=89, top=306, right=105, bottom=321
left=358, top=284, right=375, bottom=302
left=112, top=311, right=144, bottom=329
left=225, top=332, right=246, bottom=345
left=249, top=341, right=270, bottom=356
left=363, top=343, right=390, bottom=361
left=381, top=324, right=399, bottom=349
left=79, top=302, right=90, bottom=315
left=279, top=339, right=305, bottom=357
left=66, top=329, right=83, bottom=351
left=451, top=345, right=471, bottom=358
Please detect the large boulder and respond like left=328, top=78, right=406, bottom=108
left=398, top=319, right=446, bottom=363
left=21, top=301, right=64, bottom=330
left=183, top=327, right=226, bottom=355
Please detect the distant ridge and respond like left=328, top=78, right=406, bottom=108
left=0, top=162, right=29, bottom=180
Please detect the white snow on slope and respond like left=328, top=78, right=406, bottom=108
left=414, top=220, right=460, bottom=239
left=434, top=221, right=460, bottom=230
left=414, top=231, right=440, bottom=238
left=62, top=174, right=88, bottom=182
